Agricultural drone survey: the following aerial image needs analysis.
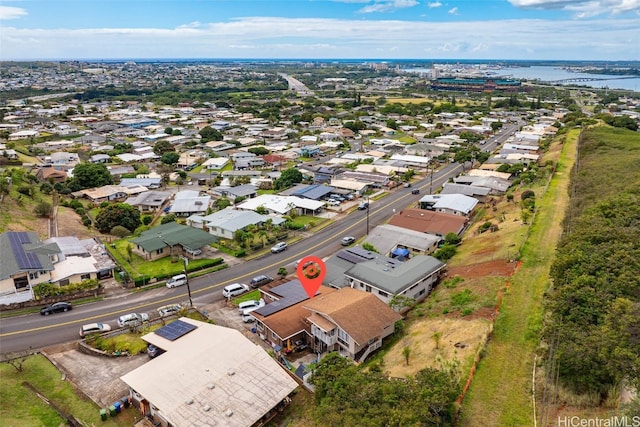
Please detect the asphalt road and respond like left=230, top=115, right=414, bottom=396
left=0, top=123, right=522, bottom=353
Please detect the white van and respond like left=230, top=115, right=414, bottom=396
left=166, top=274, right=187, bottom=288
left=222, top=283, right=249, bottom=298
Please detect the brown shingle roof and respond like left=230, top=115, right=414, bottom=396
left=304, top=288, right=402, bottom=345
left=388, top=208, right=467, bottom=236
left=253, top=286, right=337, bottom=341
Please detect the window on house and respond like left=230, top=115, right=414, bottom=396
left=156, top=248, right=163, bottom=255
left=60, top=279, right=70, bottom=286
left=365, top=285, right=371, bottom=293
left=80, top=273, right=91, bottom=280
left=29, top=272, right=39, bottom=280
left=378, top=290, right=388, bottom=297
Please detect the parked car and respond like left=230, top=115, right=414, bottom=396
left=117, top=313, right=149, bottom=328
left=147, top=344, right=165, bottom=359
left=40, top=302, right=72, bottom=315
left=358, top=201, right=369, bottom=210
left=411, top=188, right=420, bottom=195
left=404, top=182, right=412, bottom=188
left=344, top=194, right=355, bottom=200
left=326, top=199, right=340, bottom=206
left=250, top=275, right=273, bottom=288
left=241, top=313, right=256, bottom=323
left=271, top=242, right=288, bottom=253
left=341, top=236, right=356, bottom=246
left=79, top=322, right=111, bottom=337
left=238, top=298, right=266, bottom=315
left=166, top=273, right=187, bottom=288
left=157, top=303, right=182, bottom=317
left=222, top=283, right=249, bottom=298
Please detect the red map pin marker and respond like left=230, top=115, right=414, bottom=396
left=296, top=255, right=326, bottom=299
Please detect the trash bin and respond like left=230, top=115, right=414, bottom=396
left=121, top=396, right=130, bottom=408
left=100, top=409, right=107, bottom=421
left=109, top=405, right=117, bottom=417
left=114, top=401, right=121, bottom=413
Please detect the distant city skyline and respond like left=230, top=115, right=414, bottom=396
left=1, top=0, right=639, bottom=61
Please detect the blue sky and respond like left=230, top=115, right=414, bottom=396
left=1, top=0, right=638, bottom=60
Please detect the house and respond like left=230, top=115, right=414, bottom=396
left=35, top=166, right=68, bottom=183
left=231, top=152, right=265, bottom=169
left=303, top=287, right=402, bottom=362
left=121, top=318, right=298, bottom=427
left=130, top=222, right=216, bottom=261
left=283, top=184, right=334, bottom=201
left=236, top=194, right=325, bottom=216
left=0, top=233, right=115, bottom=305
left=124, top=190, right=172, bottom=213
left=201, top=157, right=229, bottom=170
left=388, top=208, right=468, bottom=238
left=169, top=190, right=211, bottom=217
left=0, top=232, right=58, bottom=304
left=342, top=254, right=446, bottom=305
left=73, top=185, right=146, bottom=204
left=418, top=194, right=479, bottom=217
left=251, top=281, right=337, bottom=352
left=210, top=184, right=258, bottom=201
left=119, top=177, right=162, bottom=190
left=363, top=224, right=441, bottom=256
left=187, top=207, right=285, bottom=239
left=90, top=154, right=111, bottom=164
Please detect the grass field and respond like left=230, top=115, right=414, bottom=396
left=0, top=354, right=138, bottom=426
left=458, top=129, right=578, bottom=426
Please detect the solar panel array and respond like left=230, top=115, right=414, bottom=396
left=154, top=319, right=197, bottom=341
left=336, top=247, right=377, bottom=264
left=255, top=280, right=318, bottom=317
left=8, top=232, right=42, bottom=270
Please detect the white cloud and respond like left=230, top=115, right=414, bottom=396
left=358, top=0, right=419, bottom=13
left=0, top=6, right=27, bottom=20
left=1, top=16, right=638, bottom=60
left=448, top=6, right=459, bottom=14
left=428, top=1, right=443, bottom=7
left=508, top=0, right=640, bottom=16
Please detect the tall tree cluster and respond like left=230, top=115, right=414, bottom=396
left=543, top=126, right=640, bottom=398
left=310, top=353, right=460, bottom=426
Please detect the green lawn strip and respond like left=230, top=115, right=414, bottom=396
left=0, top=354, right=135, bottom=426
left=459, top=130, right=577, bottom=426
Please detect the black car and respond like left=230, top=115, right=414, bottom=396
left=40, top=302, right=72, bottom=315
left=411, top=189, right=420, bottom=195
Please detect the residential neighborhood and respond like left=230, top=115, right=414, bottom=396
left=1, top=60, right=639, bottom=426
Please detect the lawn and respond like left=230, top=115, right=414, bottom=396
left=0, top=354, right=138, bottom=426
left=458, top=129, right=577, bottom=426
left=109, top=239, right=216, bottom=280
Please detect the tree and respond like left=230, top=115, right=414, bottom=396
left=248, top=146, right=269, bottom=156
left=274, top=167, right=303, bottom=190
left=111, top=225, right=131, bottom=238
left=68, top=163, right=113, bottom=191
left=161, top=151, right=180, bottom=165
left=34, top=201, right=53, bottom=217
left=199, top=126, right=223, bottom=142
left=402, top=345, right=412, bottom=365
left=161, top=213, right=177, bottom=224
left=95, top=203, right=141, bottom=234
left=153, top=139, right=174, bottom=155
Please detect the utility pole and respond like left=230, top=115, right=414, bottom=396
left=182, top=257, right=193, bottom=307
left=366, top=196, right=370, bottom=235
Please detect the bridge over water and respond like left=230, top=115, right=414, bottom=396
left=547, top=76, right=637, bottom=84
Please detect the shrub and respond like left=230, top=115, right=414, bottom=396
left=111, top=225, right=131, bottom=238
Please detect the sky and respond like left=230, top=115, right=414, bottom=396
left=0, top=0, right=639, bottom=61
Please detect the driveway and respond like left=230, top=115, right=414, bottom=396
left=41, top=301, right=264, bottom=408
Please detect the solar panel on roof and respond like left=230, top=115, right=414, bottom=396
left=154, top=319, right=197, bottom=341
left=8, top=232, right=43, bottom=270
left=255, top=280, right=319, bottom=317
left=337, top=251, right=366, bottom=264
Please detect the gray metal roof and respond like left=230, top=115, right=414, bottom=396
left=0, top=232, right=56, bottom=280
left=345, top=255, right=445, bottom=295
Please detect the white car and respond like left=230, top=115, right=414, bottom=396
left=157, top=303, right=182, bottom=317
left=238, top=299, right=265, bottom=315
left=242, top=313, right=256, bottom=323
left=117, top=313, right=149, bottom=328
left=271, top=242, right=288, bottom=253
left=222, top=283, right=249, bottom=298
left=326, top=199, right=340, bottom=206
left=79, top=322, right=111, bottom=337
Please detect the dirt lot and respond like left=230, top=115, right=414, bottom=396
left=56, top=206, right=97, bottom=240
